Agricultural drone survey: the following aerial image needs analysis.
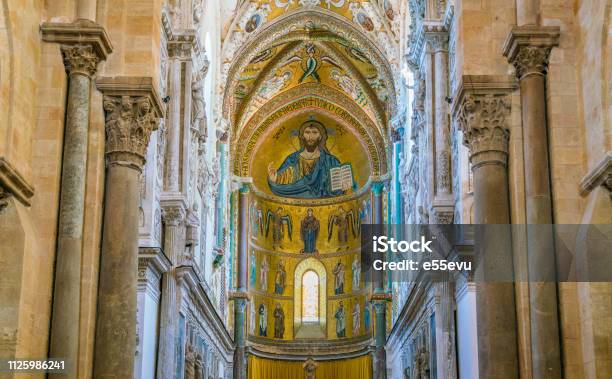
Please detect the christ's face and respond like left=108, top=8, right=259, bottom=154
left=307, top=209, right=313, bottom=217
left=302, top=125, right=322, bottom=150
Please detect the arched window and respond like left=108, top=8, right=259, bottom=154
left=302, top=271, right=319, bottom=323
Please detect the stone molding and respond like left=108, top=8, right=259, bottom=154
left=96, top=77, right=164, bottom=170
left=452, top=76, right=518, bottom=168
left=0, top=157, right=35, bottom=208
left=41, top=20, right=113, bottom=64
left=579, top=152, right=612, bottom=196
left=503, top=26, right=560, bottom=80
left=138, top=247, right=171, bottom=300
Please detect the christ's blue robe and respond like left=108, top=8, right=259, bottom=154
left=268, top=149, right=344, bottom=198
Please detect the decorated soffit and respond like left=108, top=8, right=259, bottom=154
left=222, top=2, right=401, bottom=132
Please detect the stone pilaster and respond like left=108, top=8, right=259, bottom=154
left=453, top=75, right=519, bottom=378
left=165, top=32, right=196, bottom=193
left=93, top=77, right=162, bottom=378
left=504, top=26, right=562, bottom=379
left=157, top=200, right=186, bottom=379
left=41, top=22, right=112, bottom=377
left=425, top=24, right=455, bottom=224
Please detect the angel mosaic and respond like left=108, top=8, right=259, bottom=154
left=328, top=206, right=358, bottom=250
left=265, top=207, right=293, bottom=249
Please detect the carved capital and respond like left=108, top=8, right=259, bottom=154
left=168, top=32, right=196, bottom=60
left=430, top=205, right=454, bottom=224
left=161, top=205, right=186, bottom=227
left=452, top=76, right=518, bottom=168
left=503, top=26, right=560, bottom=80
left=60, top=44, right=100, bottom=77
left=102, top=95, right=158, bottom=168
left=456, top=94, right=511, bottom=166
left=424, top=28, right=449, bottom=53
left=96, top=77, right=164, bottom=170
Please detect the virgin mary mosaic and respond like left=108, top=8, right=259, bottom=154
left=267, top=118, right=354, bottom=199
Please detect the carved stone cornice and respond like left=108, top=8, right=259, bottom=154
left=0, top=157, right=34, bottom=208
left=41, top=20, right=113, bottom=59
left=503, top=26, right=560, bottom=80
left=167, top=31, right=196, bottom=60
left=452, top=76, right=518, bottom=168
left=96, top=77, right=164, bottom=170
left=60, top=44, right=99, bottom=77
left=579, top=152, right=612, bottom=196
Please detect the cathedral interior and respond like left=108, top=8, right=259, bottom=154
left=0, top=0, right=611, bottom=378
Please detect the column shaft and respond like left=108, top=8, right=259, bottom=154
left=233, top=184, right=250, bottom=379
left=156, top=212, right=184, bottom=379
left=49, top=45, right=99, bottom=378
left=94, top=163, right=141, bottom=377
left=372, top=183, right=385, bottom=293
left=76, top=0, right=97, bottom=21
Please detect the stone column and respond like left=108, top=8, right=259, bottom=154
left=453, top=75, right=519, bottom=378
left=157, top=201, right=186, bottom=379
left=232, top=181, right=251, bottom=379
left=504, top=26, right=562, bottom=379
left=425, top=25, right=454, bottom=224
left=40, top=22, right=112, bottom=377
left=434, top=280, right=457, bottom=379
left=93, top=77, right=162, bottom=378
left=76, top=0, right=96, bottom=21
left=370, top=181, right=389, bottom=379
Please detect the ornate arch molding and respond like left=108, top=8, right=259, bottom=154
left=231, top=84, right=389, bottom=178
left=222, top=7, right=397, bottom=122
left=234, top=39, right=387, bottom=131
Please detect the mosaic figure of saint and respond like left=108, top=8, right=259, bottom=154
left=260, top=255, right=269, bottom=291
left=250, top=200, right=264, bottom=237
left=249, top=302, right=256, bottom=335
left=258, top=304, right=267, bottom=336
left=273, top=304, right=285, bottom=339
left=274, top=261, right=286, bottom=295
left=300, top=208, right=320, bottom=254
left=364, top=301, right=371, bottom=331
left=332, top=260, right=345, bottom=295
left=249, top=250, right=256, bottom=288
left=352, top=255, right=361, bottom=290
left=352, top=302, right=361, bottom=335
left=335, top=301, right=346, bottom=338
left=328, top=206, right=357, bottom=250
left=265, top=207, right=292, bottom=249
left=267, top=119, right=348, bottom=199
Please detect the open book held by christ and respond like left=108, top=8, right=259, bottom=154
left=330, top=164, right=354, bottom=192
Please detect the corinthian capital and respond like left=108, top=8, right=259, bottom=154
left=61, top=45, right=100, bottom=77
left=97, top=77, right=164, bottom=169
left=102, top=96, right=158, bottom=168
left=452, top=76, right=518, bottom=168
left=456, top=94, right=511, bottom=165
left=503, top=26, right=560, bottom=79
